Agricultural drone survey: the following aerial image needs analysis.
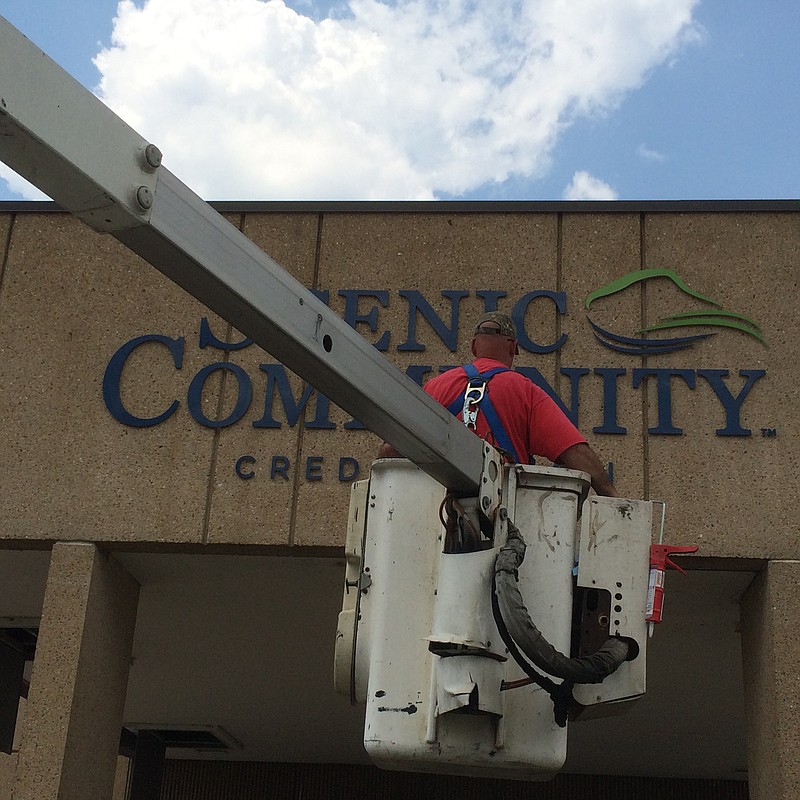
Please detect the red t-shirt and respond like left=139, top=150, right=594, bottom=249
left=423, top=357, right=586, bottom=464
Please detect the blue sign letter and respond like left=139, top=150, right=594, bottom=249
left=235, top=455, right=256, bottom=479
left=188, top=363, right=253, bottom=428
left=339, top=290, right=390, bottom=350
left=697, top=369, right=766, bottom=436
left=253, top=364, right=335, bottom=429
left=398, top=290, right=469, bottom=352
left=512, top=291, right=568, bottom=354
left=632, top=368, right=696, bottom=435
left=593, top=368, right=628, bottom=435
left=103, top=334, right=184, bottom=427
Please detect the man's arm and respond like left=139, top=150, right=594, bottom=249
left=380, top=440, right=617, bottom=496
left=556, top=442, right=618, bottom=497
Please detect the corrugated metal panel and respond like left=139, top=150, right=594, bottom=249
left=160, top=761, right=749, bottom=800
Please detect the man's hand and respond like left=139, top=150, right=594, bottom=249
left=556, top=442, right=618, bottom=497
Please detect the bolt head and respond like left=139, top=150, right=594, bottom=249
left=136, top=185, right=153, bottom=210
left=144, top=144, right=163, bottom=169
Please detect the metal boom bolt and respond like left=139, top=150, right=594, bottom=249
left=0, top=16, right=486, bottom=494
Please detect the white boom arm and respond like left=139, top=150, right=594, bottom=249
left=0, top=16, right=487, bottom=495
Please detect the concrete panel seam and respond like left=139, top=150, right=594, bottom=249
left=202, top=212, right=249, bottom=546
left=639, top=213, right=650, bottom=499
left=201, top=325, right=236, bottom=546
left=0, top=212, right=15, bottom=304
left=286, top=212, right=326, bottom=548
left=312, top=212, right=323, bottom=291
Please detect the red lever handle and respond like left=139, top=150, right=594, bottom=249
left=650, top=544, right=699, bottom=574
left=646, top=544, right=698, bottom=634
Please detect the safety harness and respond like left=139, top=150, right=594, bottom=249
left=446, top=364, right=524, bottom=464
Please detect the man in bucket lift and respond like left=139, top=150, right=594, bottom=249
left=379, top=312, right=617, bottom=497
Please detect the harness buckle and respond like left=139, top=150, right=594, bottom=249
left=462, top=382, right=486, bottom=430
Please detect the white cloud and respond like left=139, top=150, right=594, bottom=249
left=0, top=165, right=50, bottom=201
left=6, top=0, right=701, bottom=200
left=563, top=170, right=618, bottom=201
left=637, top=143, right=666, bottom=162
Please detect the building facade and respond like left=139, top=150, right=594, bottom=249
left=0, top=200, right=798, bottom=799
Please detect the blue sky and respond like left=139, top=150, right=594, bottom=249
left=0, top=0, right=798, bottom=201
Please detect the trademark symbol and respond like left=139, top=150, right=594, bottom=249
left=761, top=428, right=778, bottom=438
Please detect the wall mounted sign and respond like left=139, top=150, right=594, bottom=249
left=102, top=273, right=772, bottom=483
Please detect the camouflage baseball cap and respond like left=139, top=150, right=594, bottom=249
left=473, top=311, right=517, bottom=339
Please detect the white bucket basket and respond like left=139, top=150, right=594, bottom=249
left=334, top=459, right=652, bottom=781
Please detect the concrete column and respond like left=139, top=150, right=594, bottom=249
left=11, top=543, right=139, bottom=800
left=741, top=560, right=800, bottom=800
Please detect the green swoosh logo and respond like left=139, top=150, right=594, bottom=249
left=584, top=268, right=720, bottom=310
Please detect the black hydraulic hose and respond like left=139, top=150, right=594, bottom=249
left=491, top=574, right=575, bottom=728
left=493, top=519, right=630, bottom=685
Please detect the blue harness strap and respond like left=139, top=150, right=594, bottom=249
left=446, top=364, right=524, bottom=463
